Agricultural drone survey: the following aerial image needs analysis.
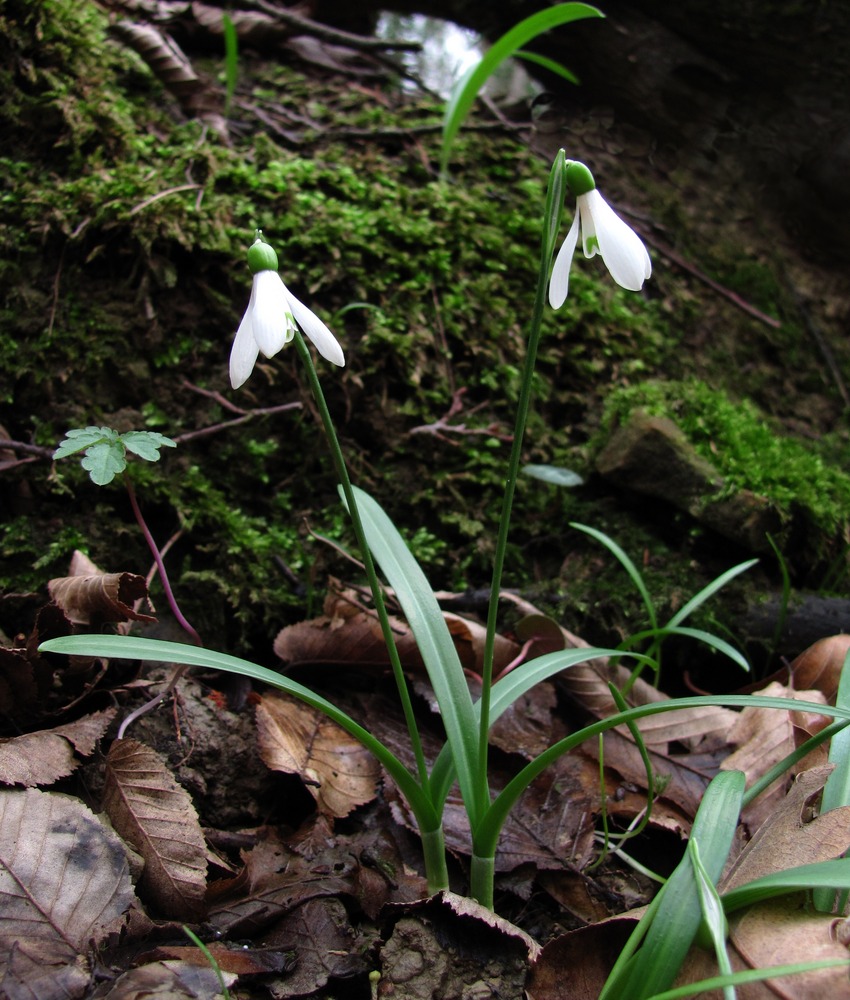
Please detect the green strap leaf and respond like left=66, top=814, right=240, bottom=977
left=38, top=634, right=438, bottom=830
left=440, top=3, right=603, bottom=176
left=346, top=486, right=486, bottom=826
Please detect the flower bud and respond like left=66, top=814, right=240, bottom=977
left=565, top=161, right=596, bottom=196
left=247, top=234, right=279, bottom=274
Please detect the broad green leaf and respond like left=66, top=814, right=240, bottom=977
left=644, top=960, right=850, bottom=1000
left=80, top=441, right=127, bottom=485
left=440, top=3, right=602, bottom=176
left=121, top=430, right=177, bottom=462
left=53, top=425, right=117, bottom=459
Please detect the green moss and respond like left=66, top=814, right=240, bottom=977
left=599, top=378, right=850, bottom=545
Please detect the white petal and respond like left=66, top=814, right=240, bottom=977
left=230, top=306, right=260, bottom=389
left=584, top=189, right=652, bottom=290
left=251, top=270, right=291, bottom=358
left=548, top=211, right=580, bottom=308
left=284, top=288, right=345, bottom=367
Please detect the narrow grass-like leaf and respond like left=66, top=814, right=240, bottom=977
left=666, top=559, right=758, bottom=629
left=814, top=649, right=850, bottom=912
left=688, top=839, right=734, bottom=1000
left=571, top=521, right=658, bottom=632
left=429, top=647, right=652, bottom=810
left=600, top=771, right=745, bottom=1000
left=345, top=486, right=485, bottom=825
left=644, top=960, right=850, bottom=1000
left=619, top=626, right=750, bottom=674
left=38, top=635, right=437, bottom=830
left=723, top=858, right=850, bottom=913
left=440, top=3, right=602, bottom=176
left=514, top=49, right=579, bottom=84
left=222, top=12, right=238, bottom=118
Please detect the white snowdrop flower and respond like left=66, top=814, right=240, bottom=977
left=549, top=161, right=652, bottom=308
left=230, top=232, right=344, bottom=389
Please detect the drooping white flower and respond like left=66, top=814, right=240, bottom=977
left=549, top=161, right=652, bottom=308
left=230, top=233, right=344, bottom=389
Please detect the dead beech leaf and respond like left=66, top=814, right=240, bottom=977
left=680, top=898, right=850, bottom=999
left=790, top=635, right=850, bottom=702
left=0, top=788, right=135, bottom=996
left=526, top=919, right=635, bottom=999
left=102, top=738, right=207, bottom=920
left=721, top=766, right=850, bottom=894
left=0, top=708, right=116, bottom=786
left=256, top=692, right=380, bottom=818
left=103, top=959, right=236, bottom=999
left=721, top=682, right=828, bottom=831
left=48, top=550, right=155, bottom=625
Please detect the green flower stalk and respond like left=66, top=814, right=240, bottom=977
left=230, top=231, right=344, bottom=388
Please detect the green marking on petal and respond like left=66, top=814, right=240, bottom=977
left=566, top=161, right=596, bottom=196
left=586, top=234, right=600, bottom=253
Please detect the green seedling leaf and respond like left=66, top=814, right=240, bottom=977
left=514, top=50, right=579, bottom=84
left=80, top=440, right=128, bottom=485
left=644, top=959, right=850, bottom=1000
left=666, top=559, right=758, bottom=629
left=53, top=425, right=118, bottom=459
left=522, top=463, right=584, bottom=487
left=689, top=839, right=733, bottom=1000
left=222, top=11, right=238, bottom=118
left=440, top=3, right=602, bottom=176
left=723, top=857, right=850, bottom=914
left=121, top=430, right=177, bottom=462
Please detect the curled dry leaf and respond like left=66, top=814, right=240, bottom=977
left=790, top=634, right=850, bottom=702
left=0, top=788, right=135, bottom=998
left=256, top=692, right=380, bottom=818
left=102, top=738, right=207, bottom=921
left=48, top=550, right=155, bottom=625
left=0, top=707, right=116, bottom=786
left=102, top=959, right=236, bottom=999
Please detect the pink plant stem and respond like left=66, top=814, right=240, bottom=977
left=117, top=474, right=201, bottom=739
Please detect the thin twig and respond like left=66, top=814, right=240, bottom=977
left=245, top=0, right=422, bottom=52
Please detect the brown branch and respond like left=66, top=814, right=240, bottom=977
left=245, top=0, right=422, bottom=52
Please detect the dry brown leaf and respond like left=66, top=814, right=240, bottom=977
left=274, top=591, right=518, bottom=676
left=680, top=899, right=850, bottom=999
left=0, top=708, right=115, bottom=786
left=48, top=550, right=155, bottom=625
left=721, top=766, right=850, bottom=894
left=0, top=788, right=135, bottom=998
left=102, top=959, right=236, bottom=999
left=721, top=682, right=828, bottom=831
left=256, top=692, right=380, bottom=818
left=790, top=635, right=850, bottom=702
left=102, top=738, right=207, bottom=920
left=526, top=919, right=635, bottom=999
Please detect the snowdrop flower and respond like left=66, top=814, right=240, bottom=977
left=549, top=161, right=652, bottom=308
left=230, top=232, right=344, bottom=389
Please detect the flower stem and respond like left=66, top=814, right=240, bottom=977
left=293, top=333, right=434, bottom=801
left=476, top=152, right=567, bottom=823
